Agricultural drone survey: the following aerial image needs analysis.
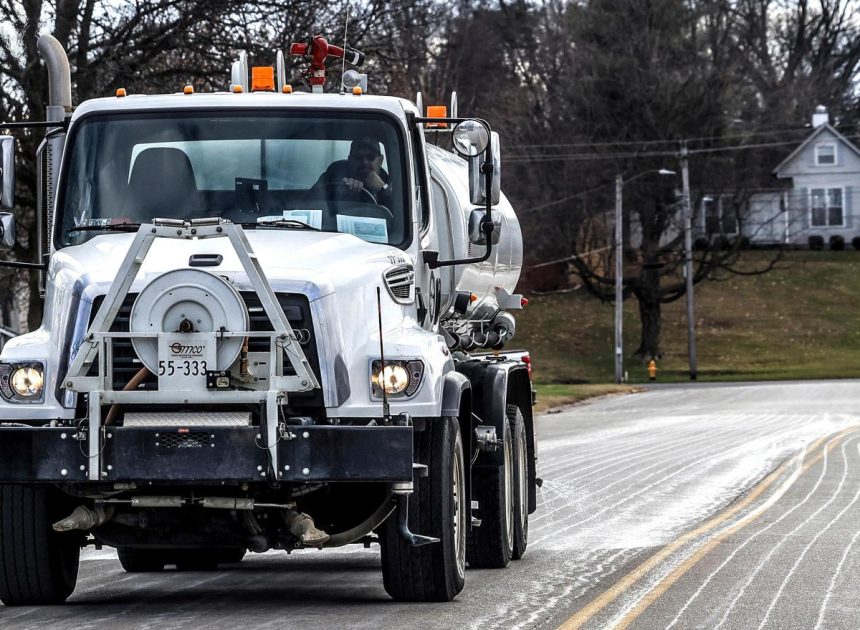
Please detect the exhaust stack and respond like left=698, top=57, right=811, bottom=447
left=35, top=34, right=72, bottom=264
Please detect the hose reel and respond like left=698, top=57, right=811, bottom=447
left=129, top=268, right=249, bottom=374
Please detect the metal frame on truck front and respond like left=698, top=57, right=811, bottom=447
left=63, top=217, right=321, bottom=481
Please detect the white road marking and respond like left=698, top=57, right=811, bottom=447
left=603, top=438, right=813, bottom=629
left=758, top=438, right=860, bottom=629
left=665, top=432, right=841, bottom=629
left=532, top=419, right=817, bottom=549
left=814, top=446, right=860, bottom=630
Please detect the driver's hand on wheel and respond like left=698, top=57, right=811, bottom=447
left=342, top=177, right=364, bottom=191
left=364, top=170, right=386, bottom=193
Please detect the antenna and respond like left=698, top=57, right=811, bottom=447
left=376, top=287, right=390, bottom=419
left=340, top=4, right=351, bottom=94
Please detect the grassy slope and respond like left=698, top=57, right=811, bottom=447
left=516, top=250, right=860, bottom=385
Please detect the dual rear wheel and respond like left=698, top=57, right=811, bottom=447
left=467, top=405, right=529, bottom=568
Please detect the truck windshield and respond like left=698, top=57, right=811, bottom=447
left=57, top=112, right=408, bottom=248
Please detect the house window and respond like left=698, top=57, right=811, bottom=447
left=810, top=188, right=843, bottom=226
left=815, top=143, right=836, bottom=165
left=702, top=196, right=739, bottom=235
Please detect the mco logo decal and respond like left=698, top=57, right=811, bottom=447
left=170, top=343, right=205, bottom=354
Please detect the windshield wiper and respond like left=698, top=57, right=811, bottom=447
left=68, top=222, right=141, bottom=233
left=237, top=220, right=321, bottom=232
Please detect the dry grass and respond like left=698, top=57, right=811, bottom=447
left=533, top=383, right=641, bottom=414
left=516, top=250, right=860, bottom=384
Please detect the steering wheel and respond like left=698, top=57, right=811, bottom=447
left=318, top=182, right=394, bottom=218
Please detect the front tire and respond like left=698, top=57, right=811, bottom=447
left=380, top=416, right=466, bottom=601
left=0, top=485, right=81, bottom=605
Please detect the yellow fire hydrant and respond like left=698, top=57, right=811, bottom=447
left=647, top=359, right=657, bottom=381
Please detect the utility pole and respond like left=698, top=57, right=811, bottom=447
left=614, top=174, right=623, bottom=384
left=680, top=143, right=698, bottom=380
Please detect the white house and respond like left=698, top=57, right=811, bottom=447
left=703, top=106, right=860, bottom=247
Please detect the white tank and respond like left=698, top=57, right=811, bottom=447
left=426, top=144, right=523, bottom=328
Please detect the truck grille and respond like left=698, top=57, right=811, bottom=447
left=84, top=292, right=322, bottom=402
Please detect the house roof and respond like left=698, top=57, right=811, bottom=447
left=773, top=123, right=860, bottom=176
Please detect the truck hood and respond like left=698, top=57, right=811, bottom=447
left=50, top=230, right=412, bottom=301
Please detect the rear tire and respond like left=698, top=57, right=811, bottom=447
left=380, top=416, right=466, bottom=601
left=117, top=547, right=167, bottom=573
left=510, top=405, right=529, bottom=559
left=467, top=412, right=514, bottom=568
left=0, top=485, right=81, bottom=605
left=174, top=549, right=220, bottom=571
left=219, top=547, right=246, bottom=564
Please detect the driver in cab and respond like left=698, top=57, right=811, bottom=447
left=313, top=136, right=393, bottom=208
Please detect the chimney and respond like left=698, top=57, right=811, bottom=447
left=812, top=105, right=829, bottom=128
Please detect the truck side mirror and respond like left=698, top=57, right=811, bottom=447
left=0, top=212, right=16, bottom=250
left=468, top=209, right=501, bottom=246
left=468, top=131, right=501, bottom=207
left=0, top=136, right=14, bottom=209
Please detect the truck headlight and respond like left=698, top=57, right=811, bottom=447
left=0, top=362, right=45, bottom=402
left=371, top=360, right=424, bottom=398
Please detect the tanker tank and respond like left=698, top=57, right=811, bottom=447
left=425, top=143, right=523, bottom=348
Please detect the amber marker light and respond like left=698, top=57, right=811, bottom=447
left=426, top=105, right=448, bottom=129
left=183, top=85, right=194, bottom=94
left=282, top=85, right=293, bottom=94
left=232, top=85, right=244, bottom=93
left=115, top=88, right=127, bottom=97
left=251, top=66, right=275, bottom=92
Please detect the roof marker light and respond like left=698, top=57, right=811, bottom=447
left=115, top=88, right=127, bottom=98
left=232, top=85, right=244, bottom=93
left=251, top=66, right=275, bottom=92
left=183, top=85, right=194, bottom=94
left=352, top=86, right=363, bottom=95
left=426, top=105, right=448, bottom=129
left=282, top=84, right=293, bottom=94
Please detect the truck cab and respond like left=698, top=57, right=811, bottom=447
left=0, top=34, right=535, bottom=604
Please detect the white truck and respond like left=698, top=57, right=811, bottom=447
left=0, top=33, right=535, bottom=604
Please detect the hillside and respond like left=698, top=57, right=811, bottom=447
left=516, top=250, right=860, bottom=385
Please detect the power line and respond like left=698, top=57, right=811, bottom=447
left=519, top=179, right=615, bottom=213
left=507, top=126, right=814, bottom=150
left=504, top=135, right=860, bottom=164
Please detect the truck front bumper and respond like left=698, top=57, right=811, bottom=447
left=0, top=425, right=413, bottom=483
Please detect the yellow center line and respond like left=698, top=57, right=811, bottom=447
left=558, top=428, right=856, bottom=630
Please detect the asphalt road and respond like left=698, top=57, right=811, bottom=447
left=3, top=380, right=860, bottom=629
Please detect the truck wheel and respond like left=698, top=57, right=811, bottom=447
left=466, top=411, right=514, bottom=568
left=117, top=547, right=167, bottom=572
left=0, top=485, right=80, bottom=605
left=509, top=405, right=529, bottom=559
left=380, top=416, right=466, bottom=601
left=219, top=547, right=246, bottom=564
